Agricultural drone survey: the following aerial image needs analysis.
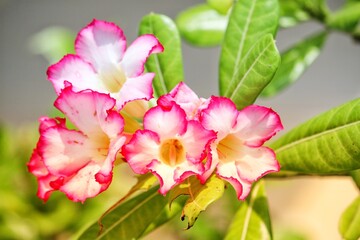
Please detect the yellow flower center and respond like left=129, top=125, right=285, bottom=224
left=100, top=66, right=126, bottom=93
left=159, top=139, right=185, bottom=166
left=217, top=134, right=242, bottom=163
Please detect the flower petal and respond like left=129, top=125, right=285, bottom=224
left=200, top=96, right=238, bottom=140
left=75, top=19, right=126, bottom=71
left=234, top=105, right=283, bottom=147
left=216, top=161, right=252, bottom=200
left=54, top=86, right=123, bottom=139
left=60, top=162, right=108, bottom=203
left=121, top=34, right=164, bottom=77
left=38, top=126, right=91, bottom=176
left=123, top=130, right=160, bottom=174
left=181, top=120, right=216, bottom=162
left=235, top=146, right=280, bottom=182
left=96, top=135, right=127, bottom=184
left=28, top=149, right=59, bottom=201
left=158, top=82, right=202, bottom=120
left=143, top=102, right=187, bottom=140
left=47, top=54, right=104, bottom=95
left=114, top=73, right=154, bottom=109
left=147, top=159, right=203, bottom=195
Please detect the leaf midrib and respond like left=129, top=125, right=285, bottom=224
left=228, top=0, right=257, bottom=90
left=148, top=15, right=167, bottom=95
left=96, top=191, right=159, bottom=240
left=240, top=182, right=261, bottom=240
left=228, top=39, right=273, bottom=99
left=275, top=120, right=360, bottom=154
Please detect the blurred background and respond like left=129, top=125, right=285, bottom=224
left=0, top=0, right=359, bottom=239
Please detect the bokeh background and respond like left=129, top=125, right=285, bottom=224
left=0, top=0, right=359, bottom=239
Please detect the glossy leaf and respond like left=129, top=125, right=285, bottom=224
left=170, top=175, right=225, bottom=229
left=224, top=34, right=280, bottom=109
left=261, top=32, right=327, bottom=97
left=279, top=0, right=310, bottom=28
left=176, top=4, right=228, bottom=47
left=79, top=187, right=167, bottom=240
left=224, top=181, right=272, bottom=240
left=271, top=98, right=360, bottom=174
left=207, top=0, right=233, bottom=15
left=350, top=169, right=360, bottom=189
left=139, top=13, right=184, bottom=97
left=339, top=196, right=360, bottom=240
left=327, top=3, right=360, bottom=32
left=219, top=0, right=279, bottom=99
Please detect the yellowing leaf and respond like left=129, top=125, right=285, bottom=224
left=170, top=175, right=225, bottom=229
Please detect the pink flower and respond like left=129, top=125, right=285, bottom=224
left=123, top=101, right=216, bottom=195
left=158, top=82, right=208, bottom=120
left=47, top=19, right=164, bottom=109
left=199, top=96, right=283, bottom=200
left=28, top=86, right=126, bottom=202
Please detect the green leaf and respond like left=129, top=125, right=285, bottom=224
left=78, top=187, right=167, bottom=240
left=294, top=0, right=329, bottom=20
left=350, top=169, right=360, bottom=189
left=224, top=34, right=280, bottom=109
left=261, top=31, right=327, bottom=97
left=139, top=13, right=184, bottom=97
left=170, top=175, right=225, bottom=229
left=279, top=0, right=310, bottom=28
left=207, top=0, right=233, bottom=15
left=224, top=181, right=272, bottom=240
left=327, top=3, right=360, bottom=32
left=219, top=0, right=279, bottom=100
left=176, top=4, right=228, bottom=47
left=29, top=27, right=74, bottom=63
left=271, top=98, right=360, bottom=174
left=339, top=196, right=360, bottom=240
left=141, top=197, right=185, bottom=237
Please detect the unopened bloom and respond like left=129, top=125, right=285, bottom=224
left=158, top=82, right=207, bottom=120
left=47, top=19, right=163, bottom=109
left=123, top=101, right=216, bottom=194
left=28, top=86, right=126, bottom=202
left=199, top=96, right=283, bottom=200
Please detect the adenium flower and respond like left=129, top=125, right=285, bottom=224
left=158, top=82, right=207, bottom=120
left=123, top=101, right=216, bottom=195
left=47, top=19, right=164, bottom=109
left=199, top=96, right=283, bottom=200
left=28, top=86, right=126, bottom=202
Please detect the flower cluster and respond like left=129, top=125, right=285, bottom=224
left=28, top=19, right=283, bottom=203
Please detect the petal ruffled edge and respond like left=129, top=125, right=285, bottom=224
left=234, top=105, right=283, bottom=147
left=121, top=34, right=164, bottom=77
left=75, top=19, right=127, bottom=71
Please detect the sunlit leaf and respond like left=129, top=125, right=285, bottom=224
left=176, top=4, right=228, bottom=47
left=339, top=196, right=360, bottom=240
left=78, top=187, right=167, bottom=240
left=261, top=31, right=327, bottom=97
left=207, top=0, right=233, bottom=15
left=327, top=3, right=360, bottom=32
left=224, top=34, right=280, bottom=109
left=350, top=169, right=360, bottom=189
left=271, top=98, right=360, bottom=174
left=219, top=0, right=279, bottom=101
left=279, top=0, right=310, bottom=28
left=170, top=175, right=225, bottom=229
left=29, top=27, right=74, bottom=63
left=139, top=13, right=184, bottom=97
left=224, top=180, right=272, bottom=240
